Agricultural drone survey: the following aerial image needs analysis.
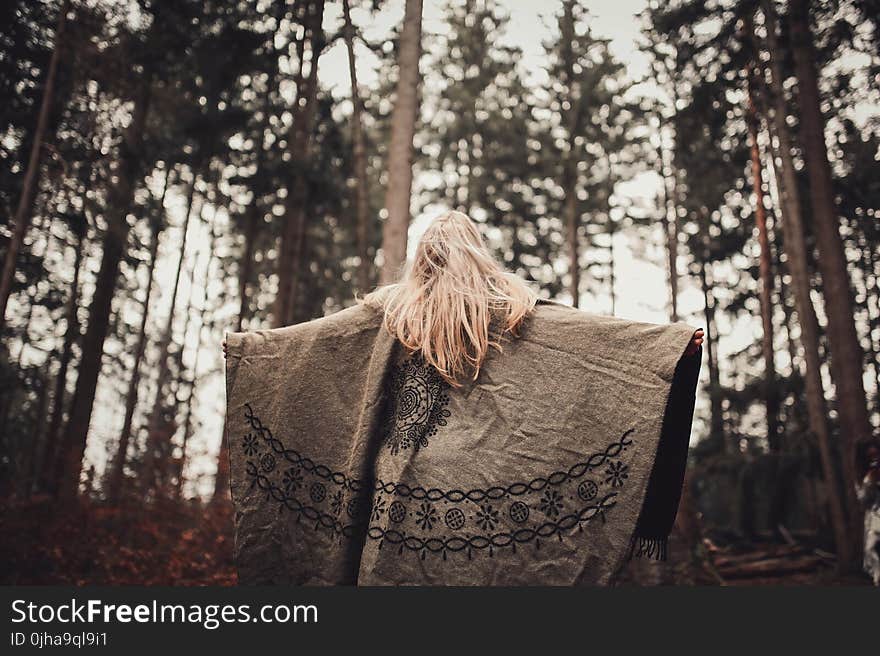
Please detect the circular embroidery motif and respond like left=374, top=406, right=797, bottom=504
left=577, top=480, right=598, bottom=501
left=509, top=501, right=530, bottom=523
left=388, top=501, right=407, bottom=523
left=383, top=354, right=451, bottom=454
left=259, top=453, right=276, bottom=473
left=445, top=508, right=466, bottom=530
left=309, top=482, right=326, bottom=503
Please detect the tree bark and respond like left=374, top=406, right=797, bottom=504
left=172, top=238, right=204, bottom=499
left=176, top=181, right=221, bottom=499
left=53, top=77, right=152, bottom=501
left=788, top=0, right=870, bottom=544
left=565, top=190, right=580, bottom=307
left=0, top=0, right=70, bottom=331
left=274, top=0, right=325, bottom=328
left=608, top=221, right=617, bottom=316
left=107, top=167, right=173, bottom=502
left=38, top=213, right=86, bottom=494
left=180, top=205, right=218, bottom=499
left=651, top=50, right=683, bottom=323
left=862, top=237, right=880, bottom=416
left=697, top=220, right=724, bottom=447
left=141, top=169, right=199, bottom=496
left=23, top=361, right=53, bottom=497
left=236, top=2, right=286, bottom=333
left=656, top=132, right=679, bottom=322
left=342, top=0, right=372, bottom=294
left=379, top=0, right=423, bottom=284
left=761, top=0, right=855, bottom=570
left=561, top=0, right=582, bottom=308
left=746, top=59, right=781, bottom=450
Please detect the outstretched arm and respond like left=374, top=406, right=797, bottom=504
left=222, top=330, right=706, bottom=359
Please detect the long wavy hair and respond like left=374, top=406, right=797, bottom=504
left=361, top=210, right=538, bottom=386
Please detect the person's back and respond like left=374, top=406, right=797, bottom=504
left=224, top=211, right=703, bottom=585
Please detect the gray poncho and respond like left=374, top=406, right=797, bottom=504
left=224, top=299, right=701, bottom=585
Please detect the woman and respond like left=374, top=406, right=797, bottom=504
left=223, top=210, right=703, bottom=585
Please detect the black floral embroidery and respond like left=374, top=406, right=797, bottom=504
left=371, top=496, right=386, bottom=521
left=282, top=467, right=303, bottom=493
left=604, top=461, right=629, bottom=488
left=475, top=504, right=500, bottom=531
left=242, top=433, right=259, bottom=456
left=330, top=491, right=344, bottom=516
left=239, top=403, right=634, bottom=561
left=538, top=489, right=564, bottom=518
left=415, top=502, right=438, bottom=530
left=382, top=354, right=452, bottom=454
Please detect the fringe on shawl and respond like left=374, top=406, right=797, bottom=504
left=627, top=535, right=669, bottom=562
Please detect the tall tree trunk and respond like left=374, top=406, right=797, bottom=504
left=141, top=169, right=199, bottom=496
left=777, top=258, right=800, bottom=372
left=565, top=190, right=580, bottom=308
left=274, top=0, right=325, bottom=328
left=789, top=0, right=870, bottom=545
left=171, top=245, right=202, bottom=499
left=379, top=0, right=423, bottom=284
left=181, top=205, right=219, bottom=499
left=342, top=0, right=372, bottom=294
left=761, top=0, right=855, bottom=570
left=0, top=0, right=70, bottom=331
left=862, top=238, right=880, bottom=416
left=236, top=3, right=286, bottom=333
left=652, top=50, right=685, bottom=323
left=776, top=242, right=808, bottom=427
left=656, top=131, right=679, bottom=322
left=53, top=77, right=152, bottom=500
left=10, top=187, right=53, bottom=368
left=746, top=59, right=781, bottom=450
left=608, top=223, right=617, bottom=316
left=23, top=362, right=52, bottom=496
left=561, top=0, right=582, bottom=308
left=107, top=167, right=173, bottom=502
left=38, top=214, right=86, bottom=494
left=697, top=221, right=724, bottom=447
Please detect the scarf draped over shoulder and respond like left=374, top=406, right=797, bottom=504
left=224, top=299, right=701, bottom=585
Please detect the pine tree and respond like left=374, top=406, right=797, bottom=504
left=379, top=0, right=423, bottom=283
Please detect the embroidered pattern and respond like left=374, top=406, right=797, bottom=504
left=238, top=402, right=634, bottom=560
left=382, top=354, right=451, bottom=454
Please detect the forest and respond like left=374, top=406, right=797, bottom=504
left=1, top=0, right=878, bottom=585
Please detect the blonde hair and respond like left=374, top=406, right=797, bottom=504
left=361, top=210, right=538, bottom=386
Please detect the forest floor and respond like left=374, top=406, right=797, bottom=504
left=617, top=525, right=872, bottom=586
left=0, top=495, right=236, bottom=585
left=1, top=497, right=872, bottom=586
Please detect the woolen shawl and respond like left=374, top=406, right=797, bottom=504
left=224, top=299, right=701, bottom=585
